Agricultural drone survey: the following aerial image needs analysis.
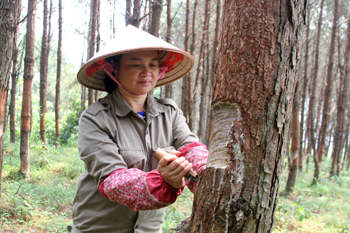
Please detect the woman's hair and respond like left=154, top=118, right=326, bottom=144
left=104, top=54, right=122, bottom=94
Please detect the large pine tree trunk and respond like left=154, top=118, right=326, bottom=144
left=0, top=0, right=22, bottom=196
left=20, top=0, right=37, bottom=175
left=316, top=0, right=339, bottom=178
left=186, top=0, right=306, bottom=232
left=55, top=0, right=62, bottom=147
left=309, top=0, right=325, bottom=185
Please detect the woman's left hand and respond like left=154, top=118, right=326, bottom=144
left=157, top=150, right=192, bottom=189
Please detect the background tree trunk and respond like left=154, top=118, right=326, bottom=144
left=9, top=38, right=20, bottom=143
left=0, top=0, right=22, bottom=197
left=285, top=82, right=301, bottom=193
left=87, top=0, right=99, bottom=106
left=149, top=0, right=163, bottom=37
left=164, top=0, right=172, bottom=98
left=181, top=0, right=190, bottom=118
left=310, top=0, right=325, bottom=186
left=39, top=0, right=49, bottom=144
left=299, top=3, right=311, bottom=173
left=186, top=0, right=306, bottom=231
left=331, top=5, right=350, bottom=177
left=316, top=0, right=339, bottom=177
left=20, top=0, right=37, bottom=175
left=55, top=0, right=62, bottom=147
left=197, top=0, right=211, bottom=141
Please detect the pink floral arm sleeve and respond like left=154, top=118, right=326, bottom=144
left=178, top=142, right=208, bottom=193
left=99, top=168, right=185, bottom=211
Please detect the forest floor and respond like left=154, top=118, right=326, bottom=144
left=0, top=141, right=349, bottom=233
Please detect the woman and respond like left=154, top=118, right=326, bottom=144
left=72, top=25, right=208, bottom=232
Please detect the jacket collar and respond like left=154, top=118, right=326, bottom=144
left=111, top=88, right=169, bottom=117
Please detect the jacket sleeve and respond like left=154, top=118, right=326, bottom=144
left=99, top=168, right=185, bottom=211
left=78, top=106, right=127, bottom=186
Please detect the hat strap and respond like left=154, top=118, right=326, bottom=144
left=100, top=62, right=140, bottom=96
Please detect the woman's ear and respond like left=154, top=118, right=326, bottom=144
left=110, top=60, right=118, bottom=76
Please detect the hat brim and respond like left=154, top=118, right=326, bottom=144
left=77, top=26, right=194, bottom=91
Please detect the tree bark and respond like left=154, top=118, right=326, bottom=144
left=55, top=0, right=62, bottom=147
left=186, top=0, right=306, bottom=232
left=316, top=0, right=339, bottom=171
left=39, top=0, right=49, bottom=144
left=20, top=0, right=37, bottom=175
left=310, top=0, right=325, bottom=186
left=0, top=0, right=22, bottom=196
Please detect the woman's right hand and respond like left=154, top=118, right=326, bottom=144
left=157, top=152, right=192, bottom=189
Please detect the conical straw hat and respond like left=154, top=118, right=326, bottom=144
left=77, top=25, right=194, bottom=91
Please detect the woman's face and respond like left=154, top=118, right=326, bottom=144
left=113, top=50, right=159, bottom=96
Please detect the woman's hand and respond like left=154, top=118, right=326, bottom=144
left=157, top=150, right=192, bottom=189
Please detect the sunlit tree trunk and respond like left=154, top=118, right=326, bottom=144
left=0, top=0, right=22, bottom=197
left=186, top=0, right=306, bottom=231
left=95, top=0, right=100, bottom=102
left=20, top=0, right=37, bottom=175
left=309, top=0, right=325, bottom=185
left=55, top=0, right=62, bottom=148
left=315, top=0, right=339, bottom=182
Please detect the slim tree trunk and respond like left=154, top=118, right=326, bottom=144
left=332, top=6, right=350, bottom=177
left=181, top=0, right=190, bottom=118
left=39, top=0, right=49, bottom=144
left=88, top=0, right=99, bottom=106
left=206, top=0, right=221, bottom=150
left=310, top=0, right=325, bottom=185
left=164, top=0, right=172, bottom=98
left=20, top=0, right=37, bottom=175
left=186, top=0, right=306, bottom=231
left=9, top=40, right=19, bottom=143
left=187, top=0, right=198, bottom=131
left=285, top=82, right=301, bottom=193
left=95, top=0, right=101, bottom=102
left=299, top=4, right=311, bottom=173
left=55, top=0, right=62, bottom=148
left=0, top=0, right=22, bottom=196
left=125, top=0, right=131, bottom=26
left=316, top=0, right=339, bottom=172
